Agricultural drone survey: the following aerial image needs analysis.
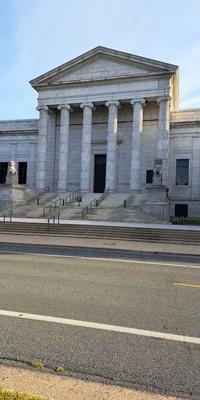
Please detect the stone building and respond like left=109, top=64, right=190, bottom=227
left=0, top=46, right=200, bottom=218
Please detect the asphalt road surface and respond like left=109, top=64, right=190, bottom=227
left=0, top=246, right=199, bottom=398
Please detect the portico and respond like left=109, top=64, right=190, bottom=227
left=35, top=95, right=171, bottom=194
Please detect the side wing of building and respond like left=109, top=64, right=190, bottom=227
left=169, top=109, right=200, bottom=217
left=0, top=119, right=38, bottom=188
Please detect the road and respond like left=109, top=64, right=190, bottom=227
left=0, top=244, right=199, bottom=398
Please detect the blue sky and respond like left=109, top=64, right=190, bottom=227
left=0, top=0, right=200, bottom=119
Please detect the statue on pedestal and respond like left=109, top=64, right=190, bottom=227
left=6, top=161, right=18, bottom=186
left=153, top=159, right=162, bottom=186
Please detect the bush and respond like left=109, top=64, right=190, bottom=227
left=0, top=387, right=49, bottom=400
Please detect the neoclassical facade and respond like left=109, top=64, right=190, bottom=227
left=0, top=46, right=200, bottom=218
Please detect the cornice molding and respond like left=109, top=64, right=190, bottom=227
left=0, top=130, right=38, bottom=136
left=32, top=71, right=173, bottom=92
left=170, top=121, right=200, bottom=128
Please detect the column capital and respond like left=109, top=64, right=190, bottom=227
left=157, top=96, right=171, bottom=105
left=58, top=104, right=72, bottom=111
left=80, top=102, right=94, bottom=110
left=130, top=98, right=145, bottom=107
left=105, top=100, right=120, bottom=108
left=36, top=105, right=49, bottom=112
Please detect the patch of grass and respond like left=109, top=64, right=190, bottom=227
left=54, top=365, right=64, bottom=374
left=171, top=217, right=200, bottom=225
left=31, top=360, right=45, bottom=369
left=0, top=387, right=49, bottom=400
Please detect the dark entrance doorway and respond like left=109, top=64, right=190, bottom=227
left=94, top=154, right=106, bottom=193
left=18, top=162, right=27, bottom=184
left=175, top=204, right=188, bottom=218
left=0, top=162, right=8, bottom=184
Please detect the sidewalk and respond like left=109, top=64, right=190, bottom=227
left=0, top=232, right=199, bottom=256
left=0, top=364, right=184, bottom=400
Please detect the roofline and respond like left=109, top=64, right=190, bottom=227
left=30, top=46, right=178, bottom=87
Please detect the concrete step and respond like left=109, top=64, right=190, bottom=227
left=97, top=193, right=130, bottom=208
left=11, top=192, right=70, bottom=218
left=0, top=222, right=199, bottom=244
left=74, top=193, right=165, bottom=224
left=87, top=207, right=162, bottom=223
left=7, top=192, right=167, bottom=224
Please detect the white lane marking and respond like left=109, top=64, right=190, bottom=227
left=0, top=250, right=200, bottom=269
left=0, top=309, right=199, bottom=345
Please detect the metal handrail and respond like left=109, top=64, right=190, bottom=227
left=81, top=189, right=110, bottom=219
left=43, top=187, right=80, bottom=217
left=43, top=197, right=62, bottom=217
left=95, top=188, right=110, bottom=207
left=81, top=198, right=97, bottom=219
left=1, top=210, right=13, bottom=224
left=47, top=212, right=60, bottom=233
left=62, top=188, right=80, bottom=206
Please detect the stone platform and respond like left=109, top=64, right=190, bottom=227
left=0, top=184, right=26, bottom=211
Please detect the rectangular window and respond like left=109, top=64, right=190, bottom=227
left=175, top=204, right=188, bottom=218
left=18, top=162, right=27, bottom=185
left=0, top=162, right=8, bottom=184
left=176, top=159, right=189, bottom=185
left=146, top=170, right=153, bottom=184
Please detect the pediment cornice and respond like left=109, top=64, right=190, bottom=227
left=30, top=46, right=178, bottom=91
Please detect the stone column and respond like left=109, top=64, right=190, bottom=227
left=57, top=104, right=72, bottom=191
left=130, top=98, right=145, bottom=191
left=36, top=106, right=49, bottom=190
left=156, top=96, right=171, bottom=186
left=105, top=101, right=119, bottom=191
left=80, top=103, right=94, bottom=192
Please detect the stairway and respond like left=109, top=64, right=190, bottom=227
left=8, top=191, right=70, bottom=218
left=85, top=193, right=164, bottom=224
left=0, top=221, right=199, bottom=244
left=54, top=193, right=100, bottom=220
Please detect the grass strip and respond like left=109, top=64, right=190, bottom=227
left=0, top=387, right=50, bottom=400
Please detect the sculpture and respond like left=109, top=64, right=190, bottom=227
left=153, top=159, right=162, bottom=186
left=6, top=161, right=18, bottom=186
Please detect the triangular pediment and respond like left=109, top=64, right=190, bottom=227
left=51, top=57, right=151, bottom=83
left=30, top=46, right=178, bottom=89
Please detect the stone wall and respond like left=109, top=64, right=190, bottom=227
left=169, top=109, right=200, bottom=217
left=0, top=119, right=38, bottom=188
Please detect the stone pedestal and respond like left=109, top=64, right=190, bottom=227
left=142, top=186, right=170, bottom=220
left=0, top=184, right=26, bottom=211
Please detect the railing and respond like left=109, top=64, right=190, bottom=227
left=62, top=188, right=80, bottom=206
left=43, top=197, right=63, bottom=217
left=43, top=188, right=80, bottom=217
left=95, top=188, right=110, bottom=207
left=81, top=198, right=97, bottom=220
left=1, top=210, right=13, bottom=224
left=81, top=188, right=110, bottom=219
left=47, top=212, right=60, bottom=233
